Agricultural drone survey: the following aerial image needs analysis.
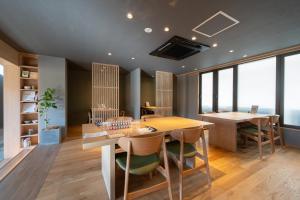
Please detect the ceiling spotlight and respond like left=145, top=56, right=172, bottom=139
left=108, top=52, right=112, bottom=56
left=229, top=50, right=234, bottom=53
left=181, top=65, right=185, bottom=68
left=144, top=27, right=152, bottom=33
left=126, top=12, right=133, bottom=19
left=131, top=57, right=135, bottom=60
left=212, top=43, right=218, bottom=47
left=192, top=36, right=197, bottom=41
left=243, top=54, right=248, bottom=58
left=164, top=27, right=170, bottom=32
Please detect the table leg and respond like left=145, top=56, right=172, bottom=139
left=101, top=144, right=115, bottom=200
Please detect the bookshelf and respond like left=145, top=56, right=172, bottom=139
left=19, top=53, right=39, bottom=148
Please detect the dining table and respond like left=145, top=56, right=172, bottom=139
left=82, top=116, right=214, bottom=200
left=199, top=112, right=269, bottom=152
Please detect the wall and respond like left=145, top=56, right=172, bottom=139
left=0, top=39, right=18, bottom=66
left=140, top=71, right=155, bottom=107
left=67, top=65, right=91, bottom=125
left=126, top=68, right=141, bottom=119
left=39, top=55, right=67, bottom=136
left=0, top=71, right=3, bottom=128
left=3, top=63, right=20, bottom=159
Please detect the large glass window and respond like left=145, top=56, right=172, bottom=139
left=218, top=68, right=233, bottom=112
left=201, top=72, right=213, bottom=113
left=284, top=54, right=300, bottom=126
left=238, top=57, right=276, bottom=114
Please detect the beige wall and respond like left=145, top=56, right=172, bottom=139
left=3, top=64, right=20, bottom=158
left=0, top=39, right=20, bottom=159
left=0, top=39, right=19, bottom=66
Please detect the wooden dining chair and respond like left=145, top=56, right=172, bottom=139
left=250, top=105, right=259, bottom=114
left=116, top=133, right=173, bottom=200
left=269, top=115, right=284, bottom=152
left=167, top=127, right=211, bottom=200
left=239, top=117, right=272, bottom=159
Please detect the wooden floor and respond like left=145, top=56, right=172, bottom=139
left=1, top=125, right=300, bottom=200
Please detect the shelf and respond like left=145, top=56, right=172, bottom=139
left=21, top=112, right=38, bottom=115
left=20, top=77, right=38, bottom=80
left=20, top=145, right=37, bottom=151
left=20, top=101, right=38, bottom=103
left=21, top=123, right=38, bottom=126
left=20, top=89, right=38, bottom=91
left=20, top=65, right=38, bottom=70
left=20, top=134, right=38, bottom=138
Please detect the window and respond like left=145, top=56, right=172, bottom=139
left=201, top=72, right=213, bottom=113
left=238, top=57, right=276, bottom=114
left=284, top=54, right=300, bottom=126
left=218, top=68, right=233, bottom=112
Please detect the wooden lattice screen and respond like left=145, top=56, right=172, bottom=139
left=92, top=63, right=119, bottom=122
left=155, top=71, right=173, bottom=116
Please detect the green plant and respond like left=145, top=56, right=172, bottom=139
left=39, top=88, right=58, bottom=128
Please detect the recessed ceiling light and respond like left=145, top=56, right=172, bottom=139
left=127, top=12, right=133, bottom=19
left=192, top=36, right=197, bottom=41
left=243, top=54, right=248, bottom=58
left=108, top=52, right=112, bottom=56
left=144, top=27, right=152, bottom=33
left=181, top=65, right=185, bottom=68
left=212, top=43, right=218, bottom=47
left=164, top=27, right=170, bottom=32
left=131, top=57, right=135, bottom=60
left=229, top=50, right=234, bottom=53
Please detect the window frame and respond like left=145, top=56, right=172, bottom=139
left=198, top=51, right=300, bottom=129
left=279, top=51, right=300, bottom=129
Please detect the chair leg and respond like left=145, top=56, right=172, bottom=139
left=179, top=165, right=183, bottom=200
left=258, top=132, right=263, bottom=160
left=279, top=127, right=284, bottom=148
left=201, top=134, right=212, bottom=186
left=270, top=129, right=275, bottom=154
left=162, top=138, right=173, bottom=200
left=179, top=134, right=184, bottom=200
left=124, top=144, right=131, bottom=200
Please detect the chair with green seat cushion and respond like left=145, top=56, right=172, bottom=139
left=116, top=133, right=173, bottom=200
left=116, top=152, right=160, bottom=175
left=167, top=140, right=196, bottom=158
left=238, top=117, right=273, bottom=160
left=167, top=128, right=211, bottom=200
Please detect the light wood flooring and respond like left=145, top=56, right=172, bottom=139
left=1, top=125, right=300, bottom=200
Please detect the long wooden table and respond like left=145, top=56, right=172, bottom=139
left=200, top=112, right=268, bottom=152
left=82, top=116, right=214, bottom=200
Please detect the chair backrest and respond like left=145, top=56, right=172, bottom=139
left=118, top=133, right=164, bottom=156
left=250, top=105, right=259, bottom=114
left=141, top=114, right=162, bottom=120
left=171, top=127, right=204, bottom=144
left=270, top=114, right=280, bottom=124
left=249, top=117, right=270, bottom=129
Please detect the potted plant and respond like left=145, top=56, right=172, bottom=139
left=39, top=88, right=58, bottom=129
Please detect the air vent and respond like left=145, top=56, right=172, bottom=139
left=149, top=36, right=210, bottom=60
left=192, top=11, right=239, bottom=38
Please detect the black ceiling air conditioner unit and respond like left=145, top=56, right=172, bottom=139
left=149, top=36, right=210, bottom=60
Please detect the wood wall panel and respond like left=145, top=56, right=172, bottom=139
left=92, top=63, right=119, bottom=122
left=155, top=71, right=173, bottom=116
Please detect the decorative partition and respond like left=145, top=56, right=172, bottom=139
left=155, top=71, right=173, bottom=116
left=92, top=63, right=119, bottom=122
